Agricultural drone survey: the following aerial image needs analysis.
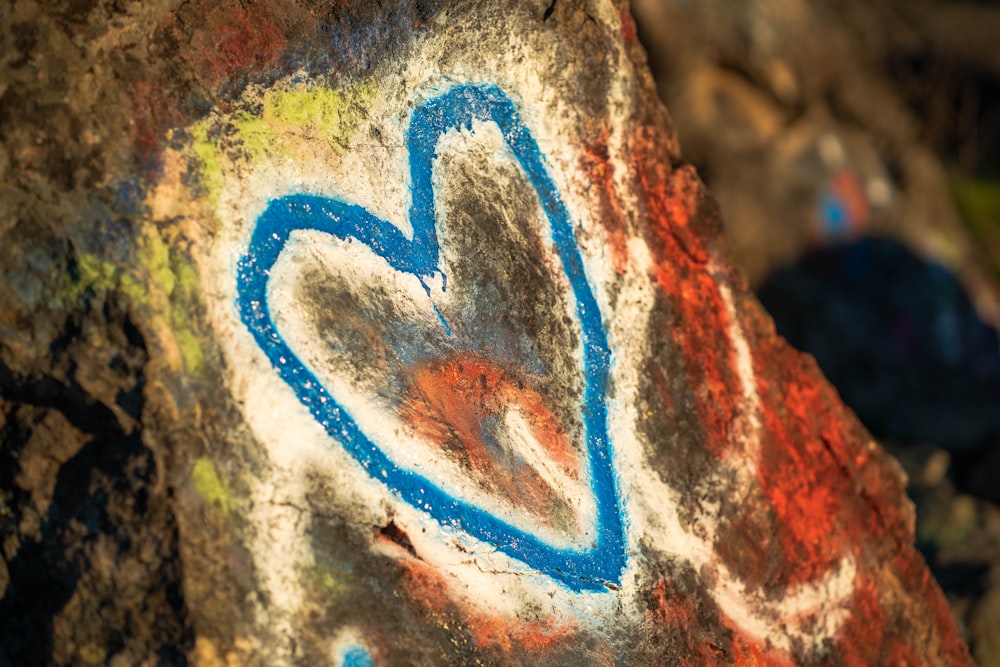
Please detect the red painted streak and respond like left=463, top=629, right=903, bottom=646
left=581, top=135, right=630, bottom=275
left=632, top=135, right=851, bottom=593
left=634, top=147, right=740, bottom=461
left=748, top=309, right=973, bottom=663
left=619, top=6, right=639, bottom=46
left=753, top=376, right=851, bottom=585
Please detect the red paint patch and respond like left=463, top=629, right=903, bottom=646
left=469, top=614, right=573, bottom=653
left=402, top=353, right=582, bottom=531
left=619, top=6, right=639, bottom=45
left=630, top=119, right=856, bottom=594
left=129, top=0, right=287, bottom=171
left=635, top=159, right=742, bottom=460
left=188, top=1, right=286, bottom=92
left=647, top=580, right=722, bottom=666
left=628, top=133, right=750, bottom=463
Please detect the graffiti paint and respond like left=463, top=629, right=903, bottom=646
left=237, top=84, right=626, bottom=590
left=339, top=645, right=373, bottom=667
left=817, top=169, right=870, bottom=240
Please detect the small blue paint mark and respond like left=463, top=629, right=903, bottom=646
left=236, top=83, right=627, bottom=591
left=819, top=192, right=848, bottom=235
left=341, top=645, right=373, bottom=667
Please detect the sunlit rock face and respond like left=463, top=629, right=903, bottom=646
left=0, top=1, right=973, bottom=665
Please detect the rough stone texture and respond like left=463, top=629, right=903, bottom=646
left=0, top=1, right=975, bottom=665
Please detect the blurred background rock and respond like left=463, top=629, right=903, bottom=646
left=633, top=0, right=1000, bottom=663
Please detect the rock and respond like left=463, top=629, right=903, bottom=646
left=0, top=1, right=973, bottom=665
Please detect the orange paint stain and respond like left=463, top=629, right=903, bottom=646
left=396, top=562, right=454, bottom=622
left=649, top=259, right=742, bottom=460
left=403, top=353, right=581, bottom=477
left=400, top=558, right=572, bottom=656
left=469, top=614, right=573, bottom=653
left=727, top=630, right=796, bottom=667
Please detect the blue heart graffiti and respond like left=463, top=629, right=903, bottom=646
left=237, top=83, right=626, bottom=591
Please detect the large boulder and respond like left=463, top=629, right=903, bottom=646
left=0, top=1, right=973, bottom=664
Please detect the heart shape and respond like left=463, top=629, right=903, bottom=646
left=236, top=84, right=626, bottom=591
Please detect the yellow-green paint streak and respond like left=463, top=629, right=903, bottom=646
left=231, top=111, right=273, bottom=162
left=233, top=82, right=378, bottom=160
left=140, top=231, right=206, bottom=375
left=140, top=230, right=176, bottom=297
left=186, top=81, right=378, bottom=205
left=71, top=231, right=206, bottom=375
left=191, top=458, right=233, bottom=516
left=168, top=257, right=206, bottom=374
left=189, top=122, right=225, bottom=208
left=68, top=251, right=145, bottom=307
left=172, top=326, right=205, bottom=377
left=74, top=252, right=119, bottom=296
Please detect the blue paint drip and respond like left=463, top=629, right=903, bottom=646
left=341, top=645, right=374, bottom=667
left=431, top=301, right=452, bottom=336
left=236, top=84, right=627, bottom=590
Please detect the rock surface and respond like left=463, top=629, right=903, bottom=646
left=0, top=1, right=974, bottom=665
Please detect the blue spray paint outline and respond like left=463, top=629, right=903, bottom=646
left=236, top=83, right=626, bottom=591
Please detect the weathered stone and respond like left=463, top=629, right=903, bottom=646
left=0, top=1, right=974, bottom=665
